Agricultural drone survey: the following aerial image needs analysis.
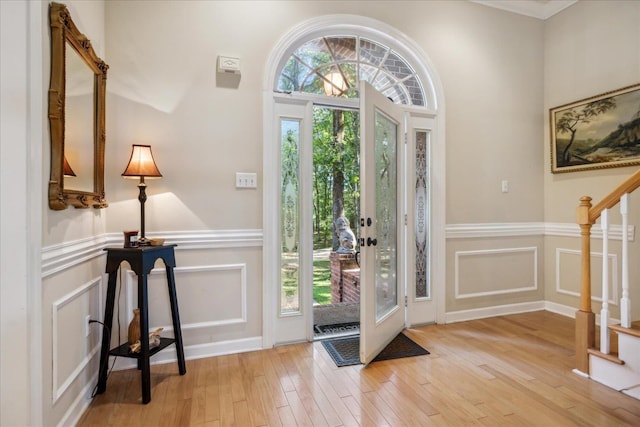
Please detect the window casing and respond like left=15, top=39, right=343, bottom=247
left=277, top=36, right=426, bottom=106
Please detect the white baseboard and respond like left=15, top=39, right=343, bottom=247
left=444, top=300, right=621, bottom=328
left=543, top=301, right=578, bottom=318
left=110, top=336, right=263, bottom=371
left=444, top=301, right=546, bottom=323
left=57, top=371, right=98, bottom=427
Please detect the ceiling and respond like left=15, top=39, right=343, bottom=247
left=470, top=0, right=579, bottom=20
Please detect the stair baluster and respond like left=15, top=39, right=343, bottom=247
left=621, top=193, right=631, bottom=328
left=600, top=208, right=610, bottom=355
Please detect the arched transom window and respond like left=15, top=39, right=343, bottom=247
left=276, top=36, right=426, bottom=106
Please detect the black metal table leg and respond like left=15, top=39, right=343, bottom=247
left=166, top=264, right=186, bottom=375
left=96, top=271, right=118, bottom=394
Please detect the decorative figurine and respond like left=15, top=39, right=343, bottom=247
left=335, top=215, right=356, bottom=254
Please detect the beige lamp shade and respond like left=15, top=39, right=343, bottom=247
left=122, top=144, right=162, bottom=178
left=63, top=156, right=77, bottom=177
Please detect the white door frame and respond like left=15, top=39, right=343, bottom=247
left=262, top=15, right=446, bottom=348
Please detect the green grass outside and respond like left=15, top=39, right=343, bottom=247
left=281, top=258, right=332, bottom=306
left=313, top=260, right=331, bottom=305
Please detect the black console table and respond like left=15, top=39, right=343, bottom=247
left=96, top=244, right=186, bottom=404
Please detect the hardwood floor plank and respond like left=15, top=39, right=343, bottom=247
left=277, top=404, right=298, bottom=426
left=232, top=400, right=252, bottom=427
left=77, top=311, right=640, bottom=427
left=283, top=347, right=346, bottom=427
left=260, top=348, right=290, bottom=408
left=216, top=356, right=235, bottom=426
left=612, top=407, right=640, bottom=425
left=189, top=386, right=207, bottom=425
left=204, top=383, right=220, bottom=422
left=284, top=389, right=315, bottom=426
left=297, top=348, right=360, bottom=426
left=174, top=399, right=193, bottom=426
left=341, top=394, right=390, bottom=427
left=253, top=374, right=284, bottom=427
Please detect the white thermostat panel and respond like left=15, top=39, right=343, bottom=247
left=217, top=56, right=241, bottom=74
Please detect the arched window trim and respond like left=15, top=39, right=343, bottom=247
left=277, top=35, right=424, bottom=106
left=264, top=15, right=441, bottom=112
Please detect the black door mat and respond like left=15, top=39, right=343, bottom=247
left=372, top=332, right=430, bottom=362
left=321, top=336, right=360, bottom=367
left=314, top=321, right=360, bottom=335
left=321, top=332, right=429, bottom=367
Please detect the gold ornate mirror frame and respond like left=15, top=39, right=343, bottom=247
left=49, top=2, right=108, bottom=209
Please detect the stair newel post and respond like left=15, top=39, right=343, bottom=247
left=620, top=193, right=631, bottom=328
left=576, top=196, right=596, bottom=375
left=600, top=208, right=610, bottom=354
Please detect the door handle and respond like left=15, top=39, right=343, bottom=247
left=367, top=237, right=377, bottom=246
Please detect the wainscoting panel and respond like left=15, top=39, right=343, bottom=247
left=51, top=277, right=102, bottom=403
left=455, top=247, right=538, bottom=299
left=555, top=248, right=618, bottom=304
left=125, top=264, right=248, bottom=332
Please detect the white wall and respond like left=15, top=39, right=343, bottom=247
left=1, top=2, right=42, bottom=425
left=40, top=1, right=109, bottom=425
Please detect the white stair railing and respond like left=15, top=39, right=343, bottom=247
left=621, top=193, right=631, bottom=328
left=600, top=208, right=610, bottom=355
left=576, top=168, right=640, bottom=374
left=598, top=193, right=632, bottom=356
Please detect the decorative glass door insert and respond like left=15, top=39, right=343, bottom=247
left=374, top=111, right=398, bottom=320
left=415, top=130, right=429, bottom=299
left=281, top=119, right=301, bottom=314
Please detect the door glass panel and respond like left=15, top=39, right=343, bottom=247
left=415, top=130, right=429, bottom=298
left=281, top=119, right=301, bottom=314
left=375, top=110, right=398, bottom=320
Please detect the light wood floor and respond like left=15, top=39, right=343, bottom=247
left=77, top=311, right=640, bottom=426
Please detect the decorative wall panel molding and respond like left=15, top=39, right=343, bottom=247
left=544, top=222, right=634, bottom=241
left=454, top=247, right=538, bottom=299
left=42, top=229, right=264, bottom=277
left=156, top=229, right=263, bottom=249
left=446, top=222, right=545, bottom=238
left=42, top=235, right=111, bottom=277
left=555, top=248, right=618, bottom=304
left=445, top=222, right=634, bottom=241
left=51, top=277, right=102, bottom=403
left=125, top=263, right=248, bottom=330
left=42, top=223, right=632, bottom=277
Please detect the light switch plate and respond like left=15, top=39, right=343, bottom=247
left=236, top=172, right=257, bottom=188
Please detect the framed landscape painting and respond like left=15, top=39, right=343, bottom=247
left=550, top=83, right=640, bottom=173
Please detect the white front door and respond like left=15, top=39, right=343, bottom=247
left=359, top=82, right=406, bottom=364
left=268, top=91, right=438, bottom=348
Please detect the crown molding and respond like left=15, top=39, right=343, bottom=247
left=470, top=0, right=578, bottom=20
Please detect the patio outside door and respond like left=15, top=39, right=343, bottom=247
left=358, top=82, right=405, bottom=364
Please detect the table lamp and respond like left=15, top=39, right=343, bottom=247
left=122, top=144, right=162, bottom=246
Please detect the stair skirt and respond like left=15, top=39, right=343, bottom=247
left=590, top=333, right=640, bottom=398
